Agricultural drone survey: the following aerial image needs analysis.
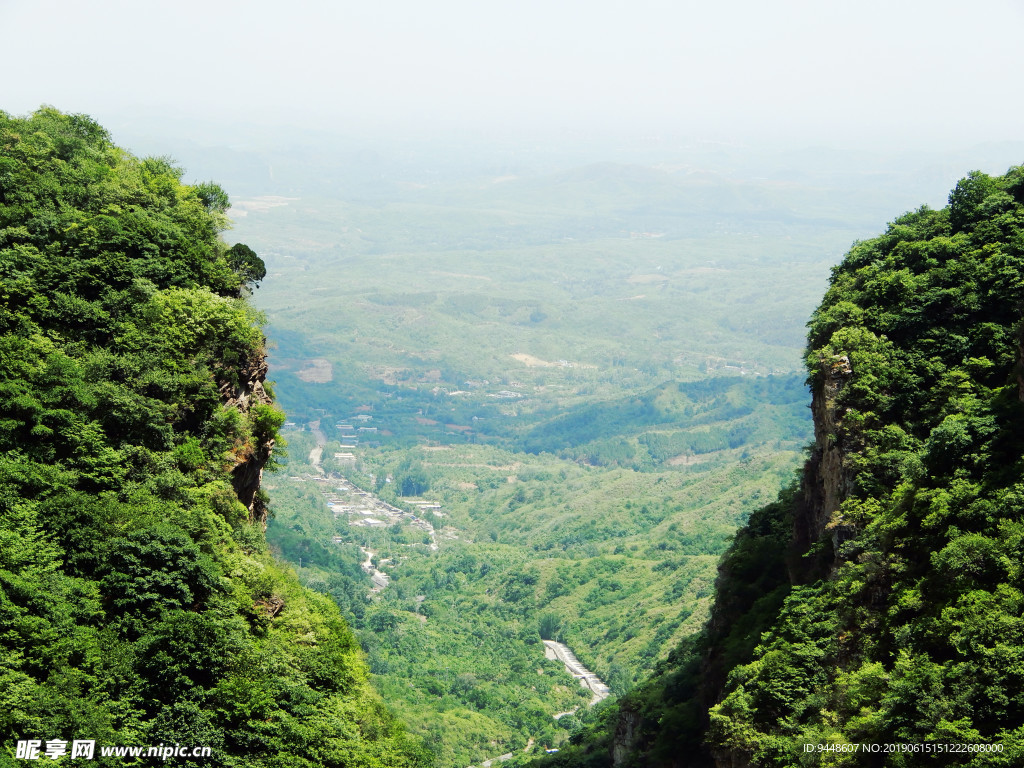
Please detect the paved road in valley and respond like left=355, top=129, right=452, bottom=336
left=543, top=640, right=612, bottom=704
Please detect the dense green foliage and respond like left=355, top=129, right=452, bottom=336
left=267, top=407, right=806, bottom=766
left=0, top=109, right=426, bottom=767
left=710, top=167, right=1024, bottom=765
left=529, top=490, right=796, bottom=768
left=544, top=166, right=1024, bottom=767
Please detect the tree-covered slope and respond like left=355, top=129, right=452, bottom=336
left=539, top=167, right=1024, bottom=767
left=0, top=108, right=428, bottom=767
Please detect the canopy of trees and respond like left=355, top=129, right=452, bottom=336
left=0, top=108, right=428, bottom=766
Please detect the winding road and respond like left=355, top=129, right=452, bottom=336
left=359, top=546, right=390, bottom=591
left=467, top=642, right=610, bottom=767
left=307, top=419, right=327, bottom=472
left=543, top=640, right=612, bottom=704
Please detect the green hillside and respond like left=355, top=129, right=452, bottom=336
left=266, top=436, right=806, bottom=767
left=543, top=167, right=1024, bottom=766
left=0, top=109, right=426, bottom=767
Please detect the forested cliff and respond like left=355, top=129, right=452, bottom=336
left=0, top=109, right=427, bottom=766
left=541, top=168, right=1024, bottom=767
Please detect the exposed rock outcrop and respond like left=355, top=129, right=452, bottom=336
left=611, top=706, right=642, bottom=768
left=222, top=348, right=276, bottom=525
left=794, top=354, right=854, bottom=568
left=710, top=747, right=752, bottom=768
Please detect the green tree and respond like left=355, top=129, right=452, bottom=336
left=227, top=242, right=267, bottom=292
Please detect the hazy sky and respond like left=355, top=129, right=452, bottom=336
left=3, top=0, right=1024, bottom=149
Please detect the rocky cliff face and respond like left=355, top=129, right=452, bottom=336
left=794, top=354, right=855, bottom=569
left=611, top=707, right=642, bottom=767
left=222, top=347, right=276, bottom=525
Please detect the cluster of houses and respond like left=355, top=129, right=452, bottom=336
left=319, top=476, right=439, bottom=545
left=331, top=415, right=378, bottom=466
